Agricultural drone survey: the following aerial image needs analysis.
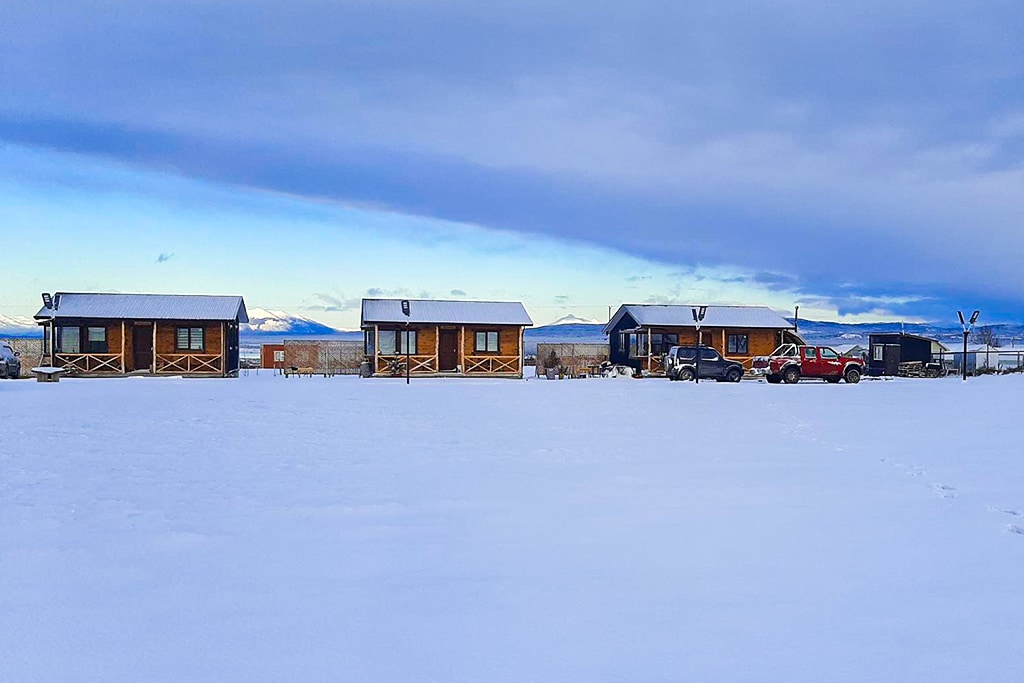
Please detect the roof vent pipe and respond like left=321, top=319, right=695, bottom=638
left=41, top=293, right=53, bottom=309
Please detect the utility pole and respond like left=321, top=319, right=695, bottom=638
left=401, top=300, right=411, bottom=385
left=691, top=306, right=707, bottom=384
left=957, top=310, right=979, bottom=381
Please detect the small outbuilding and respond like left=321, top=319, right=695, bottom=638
left=603, top=304, right=802, bottom=375
left=360, top=298, right=532, bottom=377
left=34, top=292, right=248, bottom=377
left=867, top=333, right=949, bottom=376
left=260, top=343, right=286, bottom=370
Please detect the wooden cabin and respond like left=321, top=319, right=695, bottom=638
left=604, top=304, right=803, bottom=375
left=360, top=298, right=532, bottom=378
left=34, top=292, right=248, bottom=377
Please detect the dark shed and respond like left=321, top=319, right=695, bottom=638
left=867, top=333, right=948, bottom=376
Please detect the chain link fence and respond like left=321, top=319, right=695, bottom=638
left=1, top=338, right=44, bottom=377
left=283, top=340, right=364, bottom=375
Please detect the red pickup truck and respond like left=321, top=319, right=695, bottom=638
left=765, top=344, right=864, bottom=384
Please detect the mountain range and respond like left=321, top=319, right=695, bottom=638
left=5, top=308, right=1024, bottom=353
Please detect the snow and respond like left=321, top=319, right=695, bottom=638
left=0, top=312, right=39, bottom=336
left=548, top=313, right=601, bottom=325
left=3, top=374, right=1024, bottom=682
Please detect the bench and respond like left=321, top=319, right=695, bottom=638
left=283, top=366, right=315, bottom=378
left=31, top=366, right=66, bottom=383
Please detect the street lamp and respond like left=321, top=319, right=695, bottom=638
left=691, top=306, right=707, bottom=383
left=957, top=309, right=979, bottom=381
left=401, top=299, right=411, bottom=385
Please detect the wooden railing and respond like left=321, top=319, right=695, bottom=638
left=464, top=355, right=520, bottom=374
left=375, top=355, right=437, bottom=375
left=56, top=353, right=122, bottom=373
left=156, top=354, right=222, bottom=374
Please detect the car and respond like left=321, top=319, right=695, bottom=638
left=0, top=342, right=21, bottom=379
left=664, top=345, right=745, bottom=382
left=765, top=344, right=863, bottom=384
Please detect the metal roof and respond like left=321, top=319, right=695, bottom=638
left=603, top=304, right=794, bottom=334
left=361, top=299, right=533, bottom=326
left=34, top=293, right=249, bottom=323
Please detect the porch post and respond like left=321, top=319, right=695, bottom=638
left=152, top=322, right=157, bottom=373
left=434, top=325, right=440, bottom=372
left=519, top=326, right=525, bottom=377
left=121, top=321, right=126, bottom=373
left=221, top=322, right=227, bottom=377
left=374, top=324, right=379, bottom=374
left=459, top=326, right=465, bottom=373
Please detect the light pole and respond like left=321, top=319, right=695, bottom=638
left=401, top=299, right=411, bottom=385
left=957, top=310, right=979, bottom=381
left=691, top=306, right=707, bottom=383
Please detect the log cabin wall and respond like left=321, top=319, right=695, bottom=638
left=460, top=326, right=522, bottom=358
left=154, top=321, right=223, bottom=356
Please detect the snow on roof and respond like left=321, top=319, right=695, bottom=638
left=361, top=299, right=533, bottom=326
left=34, top=293, right=249, bottom=323
left=603, top=304, right=794, bottom=334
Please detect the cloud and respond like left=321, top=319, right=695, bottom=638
left=450, top=289, right=467, bottom=297
left=553, top=294, right=571, bottom=304
left=6, top=1, right=1024, bottom=318
left=155, top=252, right=174, bottom=264
left=625, top=275, right=652, bottom=282
left=304, top=292, right=359, bottom=312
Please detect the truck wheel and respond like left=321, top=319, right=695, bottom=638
left=726, top=368, right=743, bottom=383
left=782, top=367, right=801, bottom=384
left=844, top=367, right=862, bottom=384
left=678, top=367, right=695, bottom=382
left=766, top=374, right=781, bottom=384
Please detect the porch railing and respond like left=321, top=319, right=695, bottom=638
left=56, top=353, right=122, bottom=373
left=375, top=354, right=437, bottom=375
left=155, top=353, right=222, bottom=374
left=465, top=355, right=520, bottom=374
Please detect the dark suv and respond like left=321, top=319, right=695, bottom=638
left=1, top=342, right=21, bottom=379
left=664, top=345, right=744, bottom=382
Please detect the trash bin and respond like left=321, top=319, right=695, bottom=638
left=359, top=361, right=373, bottom=378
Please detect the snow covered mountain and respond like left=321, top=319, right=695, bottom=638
left=548, top=313, right=601, bottom=325
left=243, top=308, right=346, bottom=336
left=0, top=313, right=40, bottom=337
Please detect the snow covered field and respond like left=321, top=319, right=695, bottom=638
left=3, top=374, right=1024, bottom=682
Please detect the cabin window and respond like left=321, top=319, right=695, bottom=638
left=57, top=326, right=80, bottom=353
left=475, top=331, right=500, bottom=353
left=650, top=333, right=678, bottom=355
left=87, top=327, right=108, bottom=353
left=43, top=326, right=51, bottom=354
left=727, top=334, right=749, bottom=355
left=273, top=350, right=285, bottom=362
left=364, top=330, right=375, bottom=355
left=873, top=345, right=884, bottom=361
left=379, top=330, right=417, bottom=355
left=176, top=327, right=205, bottom=351
left=623, top=332, right=650, bottom=358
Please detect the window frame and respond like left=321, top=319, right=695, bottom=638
left=474, top=330, right=500, bottom=353
left=176, top=326, right=206, bottom=352
left=726, top=333, right=749, bottom=355
left=57, top=326, right=81, bottom=354
left=378, top=329, right=417, bottom=355
left=86, top=326, right=108, bottom=354
left=873, top=345, right=884, bottom=361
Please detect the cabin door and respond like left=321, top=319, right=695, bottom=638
left=133, top=323, right=153, bottom=372
left=884, top=344, right=901, bottom=376
left=438, top=329, right=459, bottom=372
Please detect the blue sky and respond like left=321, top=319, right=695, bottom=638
left=3, top=1, right=1023, bottom=326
